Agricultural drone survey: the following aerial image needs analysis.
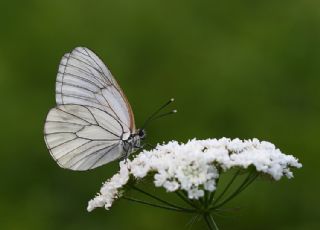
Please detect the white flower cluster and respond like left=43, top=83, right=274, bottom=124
left=87, top=138, right=302, bottom=212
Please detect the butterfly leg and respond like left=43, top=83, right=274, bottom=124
left=124, top=148, right=131, bottom=163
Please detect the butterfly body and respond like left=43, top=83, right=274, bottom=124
left=44, top=47, right=142, bottom=171
left=122, top=129, right=145, bottom=157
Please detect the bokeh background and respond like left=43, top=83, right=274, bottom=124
left=0, top=0, right=319, bottom=229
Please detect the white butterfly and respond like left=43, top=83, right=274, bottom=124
left=44, top=47, right=147, bottom=171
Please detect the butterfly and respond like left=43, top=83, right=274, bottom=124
left=44, top=47, right=175, bottom=171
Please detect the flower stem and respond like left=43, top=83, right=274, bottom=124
left=208, top=177, right=219, bottom=205
left=203, top=213, right=219, bottom=230
left=130, top=185, right=190, bottom=211
left=211, top=169, right=240, bottom=207
left=175, top=191, right=198, bottom=209
left=211, top=170, right=259, bottom=210
left=204, top=190, right=209, bottom=208
left=209, top=213, right=219, bottom=230
left=123, top=196, right=195, bottom=213
left=237, top=173, right=259, bottom=194
left=203, top=214, right=213, bottom=229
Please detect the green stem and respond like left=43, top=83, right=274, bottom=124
left=184, top=190, right=202, bottom=209
left=122, top=196, right=195, bottom=213
left=208, top=177, right=220, bottom=205
left=211, top=170, right=258, bottom=210
left=204, top=190, right=209, bottom=208
left=203, top=214, right=214, bottom=230
left=209, top=213, right=219, bottom=230
left=203, top=213, right=219, bottom=230
left=237, top=173, right=259, bottom=194
left=131, top=185, right=190, bottom=211
left=211, top=169, right=240, bottom=207
left=175, top=191, right=197, bottom=209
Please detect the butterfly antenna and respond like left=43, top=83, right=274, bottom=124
left=149, top=110, right=177, bottom=122
left=141, top=98, right=176, bottom=129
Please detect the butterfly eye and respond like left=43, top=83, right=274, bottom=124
left=138, top=129, right=146, bottom=139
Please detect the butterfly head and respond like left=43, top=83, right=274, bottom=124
left=138, top=129, right=146, bottom=140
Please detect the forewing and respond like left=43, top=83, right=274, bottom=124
left=44, top=104, right=126, bottom=171
left=56, top=47, right=135, bottom=131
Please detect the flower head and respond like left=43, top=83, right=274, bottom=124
left=88, top=138, right=302, bottom=211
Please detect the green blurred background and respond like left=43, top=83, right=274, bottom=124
left=0, top=0, right=319, bottom=229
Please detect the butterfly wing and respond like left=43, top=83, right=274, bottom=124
left=44, top=47, right=136, bottom=170
left=44, top=104, right=125, bottom=171
left=56, top=47, right=135, bottom=132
